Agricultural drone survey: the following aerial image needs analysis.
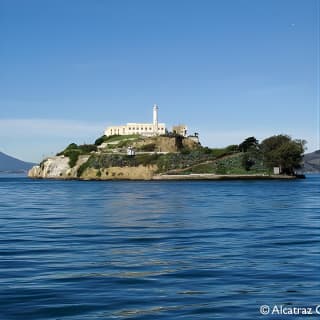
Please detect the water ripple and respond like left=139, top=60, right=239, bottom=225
left=0, top=175, right=319, bottom=319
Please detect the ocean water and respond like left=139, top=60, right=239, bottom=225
left=0, top=175, right=319, bottom=320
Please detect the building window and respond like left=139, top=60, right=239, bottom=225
left=129, top=127, right=131, bottom=130
left=149, top=127, right=152, bottom=130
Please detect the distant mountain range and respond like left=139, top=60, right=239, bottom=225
left=303, top=150, right=320, bottom=173
left=0, top=151, right=36, bottom=172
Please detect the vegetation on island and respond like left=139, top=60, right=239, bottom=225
left=260, top=135, right=306, bottom=174
left=232, top=135, right=305, bottom=175
left=52, top=132, right=306, bottom=179
left=94, top=134, right=140, bottom=146
left=57, top=143, right=97, bottom=167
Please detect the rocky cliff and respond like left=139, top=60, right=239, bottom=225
left=28, top=155, right=157, bottom=180
left=29, top=155, right=90, bottom=179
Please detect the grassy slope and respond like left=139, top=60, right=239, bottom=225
left=169, top=153, right=268, bottom=175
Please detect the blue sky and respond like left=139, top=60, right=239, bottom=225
left=1, top=0, right=319, bottom=162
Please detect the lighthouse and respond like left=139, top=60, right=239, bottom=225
left=153, top=104, right=159, bottom=134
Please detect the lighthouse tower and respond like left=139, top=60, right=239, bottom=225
left=153, top=104, right=159, bottom=134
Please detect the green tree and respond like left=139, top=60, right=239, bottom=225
left=239, top=137, right=259, bottom=152
left=78, top=144, right=97, bottom=153
left=260, top=135, right=306, bottom=175
left=215, top=162, right=227, bottom=174
left=94, top=135, right=107, bottom=146
left=226, top=144, right=239, bottom=153
left=66, top=143, right=78, bottom=150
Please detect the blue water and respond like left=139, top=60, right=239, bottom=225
left=0, top=176, right=319, bottom=319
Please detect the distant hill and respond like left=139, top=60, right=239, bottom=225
left=0, top=151, right=35, bottom=172
left=303, top=150, right=320, bottom=173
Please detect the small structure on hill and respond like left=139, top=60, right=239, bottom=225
left=127, top=146, right=135, bottom=156
left=172, top=125, right=188, bottom=137
left=273, top=167, right=281, bottom=175
left=188, top=132, right=200, bottom=144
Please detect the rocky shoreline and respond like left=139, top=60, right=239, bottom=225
left=28, top=163, right=302, bottom=181
left=152, top=174, right=301, bottom=180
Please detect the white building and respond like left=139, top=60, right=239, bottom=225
left=105, top=105, right=166, bottom=137
left=172, top=124, right=188, bottom=137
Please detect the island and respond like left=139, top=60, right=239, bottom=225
left=28, top=105, right=306, bottom=180
left=28, top=133, right=306, bottom=181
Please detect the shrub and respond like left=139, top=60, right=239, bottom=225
left=94, top=135, right=108, bottom=146
left=210, top=148, right=228, bottom=158
left=226, top=144, right=239, bottom=153
left=78, top=144, right=97, bottom=153
left=138, top=143, right=156, bottom=152
left=215, top=162, right=227, bottom=174
left=115, top=140, right=131, bottom=148
left=77, top=156, right=94, bottom=177
left=56, top=142, right=78, bottom=156
left=202, top=147, right=212, bottom=154
left=66, top=143, right=78, bottom=150
left=65, top=150, right=80, bottom=168
left=188, top=163, right=215, bottom=173
left=180, top=148, right=191, bottom=155
left=56, top=143, right=97, bottom=168
left=135, top=154, right=160, bottom=166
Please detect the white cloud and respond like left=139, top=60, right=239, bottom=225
left=0, top=118, right=106, bottom=138
left=0, top=118, right=108, bottom=162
